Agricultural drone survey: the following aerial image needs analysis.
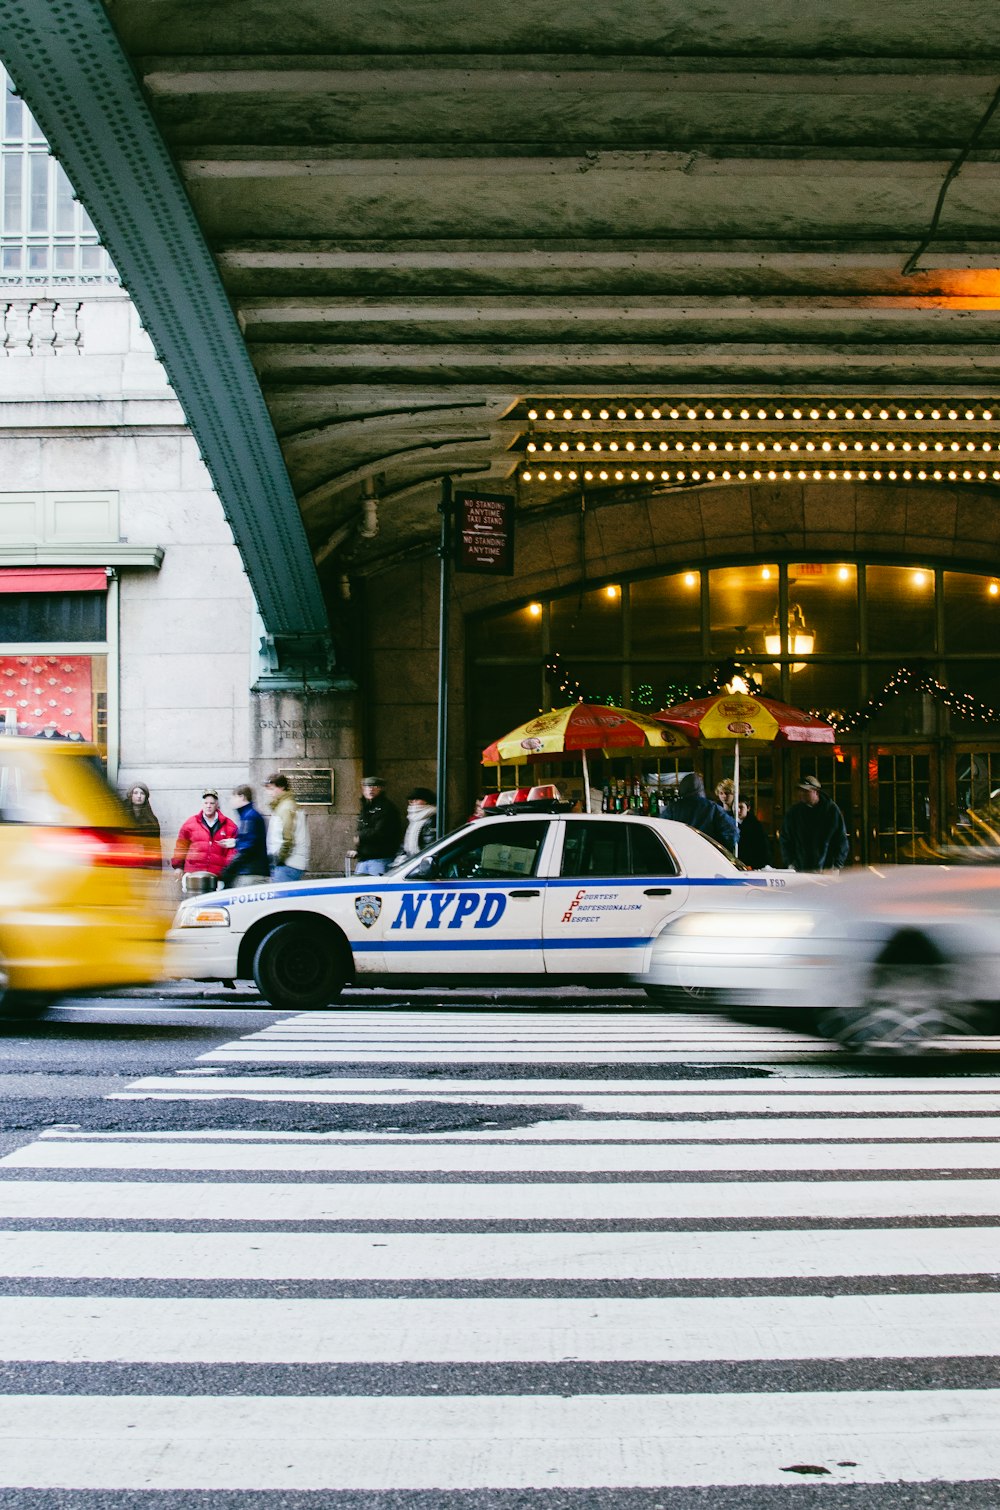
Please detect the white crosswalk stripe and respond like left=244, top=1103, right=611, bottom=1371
left=1, top=1002, right=999, bottom=1502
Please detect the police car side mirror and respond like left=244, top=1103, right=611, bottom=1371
left=410, top=854, right=438, bottom=879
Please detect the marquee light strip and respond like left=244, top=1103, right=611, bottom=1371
left=525, top=403, right=997, bottom=423
left=526, top=439, right=994, bottom=455
left=521, top=467, right=1000, bottom=484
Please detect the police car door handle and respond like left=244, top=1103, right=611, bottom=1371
left=510, top=889, right=540, bottom=898
left=643, top=886, right=673, bottom=896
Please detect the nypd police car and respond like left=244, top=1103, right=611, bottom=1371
left=166, top=812, right=791, bottom=1010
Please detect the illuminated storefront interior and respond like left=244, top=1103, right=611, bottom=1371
left=470, top=560, right=1000, bottom=865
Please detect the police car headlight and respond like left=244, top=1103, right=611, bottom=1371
left=668, top=911, right=817, bottom=939
left=178, top=906, right=230, bottom=928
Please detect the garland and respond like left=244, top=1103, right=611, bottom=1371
left=824, top=667, right=1000, bottom=733
left=544, top=653, right=1000, bottom=732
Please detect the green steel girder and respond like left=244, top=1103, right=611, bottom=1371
left=0, top=0, right=331, bottom=652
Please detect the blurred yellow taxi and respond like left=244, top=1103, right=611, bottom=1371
left=0, top=738, right=169, bottom=1021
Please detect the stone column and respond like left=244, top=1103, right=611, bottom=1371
left=251, top=688, right=362, bottom=877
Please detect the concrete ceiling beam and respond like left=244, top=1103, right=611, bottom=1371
left=101, top=0, right=1000, bottom=58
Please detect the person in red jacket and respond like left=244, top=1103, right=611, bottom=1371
left=171, top=788, right=238, bottom=879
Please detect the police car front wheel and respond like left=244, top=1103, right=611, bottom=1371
left=252, top=921, right=346, bottom=1011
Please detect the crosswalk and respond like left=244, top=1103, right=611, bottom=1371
left=1, top=1002, right=1000, bottom=1501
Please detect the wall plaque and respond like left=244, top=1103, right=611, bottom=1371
left=281, top=767, right=334, bottom=805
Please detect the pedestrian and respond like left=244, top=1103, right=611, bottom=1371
left=672, top=771, right=738, bottom=852
left=170, top=787, right=238, bottom=883
left=126, top=782, right=160, bottom=839
left=398, top=786, right=438, bottom=860
left=736, top=795, right=771, bottom=869
left=220, top=784, right=269, bottom=887
left=780, top=774, right=850, bottom=872
left=715, top=777, right=736, bottom=816
left=264, top=772, right=309, bottom=882
left=353, top=775, right=402, bottom=876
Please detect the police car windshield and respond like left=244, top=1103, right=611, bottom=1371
left=699, top=832, right=749, bottom=870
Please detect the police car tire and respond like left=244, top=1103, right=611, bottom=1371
left=252, top=921, right=345, bottom=1011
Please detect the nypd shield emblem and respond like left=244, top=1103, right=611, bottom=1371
left=355, top=894, right=381, bottom=929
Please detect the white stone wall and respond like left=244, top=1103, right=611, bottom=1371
left=0, top=286, right=258, bottom=849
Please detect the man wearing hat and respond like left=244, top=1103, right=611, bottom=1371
left=353, top=776, right=402, bottom=876
left=780, top=774, right=849, bottom=872
left=171, top=787, right=239, bottom=880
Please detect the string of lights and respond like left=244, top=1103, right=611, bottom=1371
left=520, top=394, right=1000, bottom=488
left=522, top=465, right=1000, bottom=486
left=526, top=402, right=997, bottom=424
left=824, top=668, right=1000, bottom=734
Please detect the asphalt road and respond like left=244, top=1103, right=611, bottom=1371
left=2, top=986, right=1000, bottom=1508
left=0, top=985, right=283, bottom=1158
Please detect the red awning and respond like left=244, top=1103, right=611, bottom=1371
left=0, top=568, right=108, bottom=594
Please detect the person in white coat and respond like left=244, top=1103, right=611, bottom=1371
left=264, top=772, right=310, bottom=881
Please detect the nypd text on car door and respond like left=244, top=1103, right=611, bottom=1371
left=377, top=818, right=554, bottom=974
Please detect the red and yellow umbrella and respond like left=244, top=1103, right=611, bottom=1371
left=483, top=702, right=691, bottom=810
left=655, top=692, right=835, bottom=751
left=654, top=691, right=834, bottom=851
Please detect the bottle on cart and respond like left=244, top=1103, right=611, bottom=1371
left=632, top=776, right=642, bottom=811
left=647, top=787, right=658, bottom=816
left=615, top=779, right=625, bottom=813
left=601, top=782, right=611, bottom=813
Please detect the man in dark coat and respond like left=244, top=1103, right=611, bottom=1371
left=780, top=775, right=850, bottom=872
left=221, top=785, right=269, bottom=887
left=354, top=776, right=403, bottom=876
left=672, top=772, right=738, bottom=852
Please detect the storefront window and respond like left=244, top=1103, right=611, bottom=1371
left=710, top=564, right=778, bottom=658
left=866, top=564, right=936, bottom=653
left=563, top=661, right=628, bottom=707
left=630, top=573, right=701, bottom=658
left=943, top=571, right=1000, bottom=654
left=628, top=662, right=705, bottom=710
left=785, top=661, right=860, bottom=722
left=468, top=602, right=542, bottom=660
left=787, top=563, right=858, bottom=654
left=550, top=585, right=623, bottom=659
left=0, top=591, right=105, bottom=642
left=942, top=662, right=1000, bottom=728
left=469, top=558, right=1000, bottom=862
left=0, top=651, right=106, bottom=746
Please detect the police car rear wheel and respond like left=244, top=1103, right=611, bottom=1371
left=252, top=921, right=345, bottom=1011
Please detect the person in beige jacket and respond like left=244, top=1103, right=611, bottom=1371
left=264, top=772, right=309, bottom=881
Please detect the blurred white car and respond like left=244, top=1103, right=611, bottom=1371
left=643, top=864, right=1000, bottom=1052
left=167, top=810, right=796, bottom=1010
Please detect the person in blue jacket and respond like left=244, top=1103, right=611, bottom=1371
left=221, top=784, right=269, bottom=887
left=672, top=771, right=738, bottom=853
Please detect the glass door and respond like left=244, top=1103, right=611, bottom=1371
left=952, top=747, right=1000, bottom=852
left=871, top=746, right=937, bottom=864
